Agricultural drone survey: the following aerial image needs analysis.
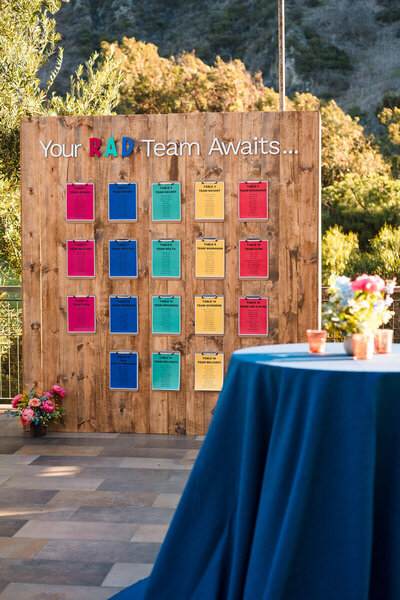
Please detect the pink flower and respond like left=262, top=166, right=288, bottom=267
left=42, top=400, right=55, bottom=413
left=21, top=407, right=35, bottom=425
left=28, top=398, right=41, bottom=408
left=351, top=274, right=385, bottom=293
left=51, top=385, right=66, bottom=398
left=11, top=394, right=23, bottom=408
left=44, top=392, right=53, bottom=399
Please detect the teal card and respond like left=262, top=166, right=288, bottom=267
left=152, top=352, right=181, bottom=391
left=152, top=183, right=181, bottom=222
left=152, top=239, right=181, bottom=278
left=152, top=296, right=181, bottom=335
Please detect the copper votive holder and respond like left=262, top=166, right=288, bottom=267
left=374, top=329, right=393, bottom=354
left=352, top=334, right=374, bottom=360
left=306, top=330, right=327, bottom=354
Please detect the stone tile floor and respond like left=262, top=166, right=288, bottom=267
left=0, top=413, right=202, bottom=599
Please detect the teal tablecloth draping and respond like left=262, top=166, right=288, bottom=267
left=111, top=343, right=400, bottom=600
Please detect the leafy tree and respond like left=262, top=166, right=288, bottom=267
left=322, top=226, right=359, bottom=285
left=368, top=225, right=400, bottom=280
left=0, top=0, right=123, bottom=278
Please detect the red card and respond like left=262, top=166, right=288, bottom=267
left=66, top=183, right=94, bottom=221
left=67, top=240, right=95, bottom=278
left=67, top=296, right=96, bottom=333
left=238, top=297, right=268, bottom=336
left=238, top=181, right=268, bottom=220
left=239, top=239, right=269, bottom=278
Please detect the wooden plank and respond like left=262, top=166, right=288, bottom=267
left=21, top=117, right=42, bottom=390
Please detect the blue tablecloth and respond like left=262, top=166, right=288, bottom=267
left=112, top=343, right=400, bottom=600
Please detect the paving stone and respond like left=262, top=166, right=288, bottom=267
left=36, top=539, right=160, bottom=564
left=196, top=435, right=206, bottom=441
left=131, top=524, right=169, bottom=543
left=0, top=455, right=38, bottom=465
left=0, top=558, right=112, bottom=587
left=0, top=506, right=77, bottom=521
left=183, top=449, right=200, bottom=460
left=97, top=478, right=187, bottom=494
left=14, top=520, right=138, bottom=542
left=0, top=489, right=56, bottom=507
left=0, top=477, right=10, bottom=486
left=47, top=432, right=120, bottom=439
left=31, top=455, right=123, bottom=467
left=77, top=466, right=173, bottom=481
left=0, top=519, right=28, bottom=536
left=134, top=437, right=202, bottom=449
left=119, top=457, right=193, bottom=470
left=48, top=490, right=157, bottom=507
left=152, top=493, right=181, bottom=509
left=69, top=506, right=175, bottom=525
left=16, top=445, right=103, bottom=456
left=98, top=446, right=188, bottom=458
left=2, top=475, right=104, bottom=491
left=0, top=537, right=47, bottom=559
left=102, top=562, right=153, bottom=587
left=0, top=441, right=26, bottom=454
left=0, top=464, right=83, bottom=478
left=0, top=583, right=122, bottom=600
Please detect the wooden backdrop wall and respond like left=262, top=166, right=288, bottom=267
left=21, top=112, right=320, bottom=434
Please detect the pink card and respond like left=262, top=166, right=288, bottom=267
left=238, top=297, right=268, bottom=336
left=67, top=240, right=95, bottom=278
left=66, top=183, right=94, bottom=221
left=67, top=296, right=96, bottom=333
left=239, top=239, right=269, bottom=279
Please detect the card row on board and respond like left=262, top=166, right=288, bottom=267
left=67, top=296, right=269, bottom=336
left=110, top=351, right=224, bottom=392
left=65, top=180, right=268, bottom=222
left=67, top=238, right=269, bottom=279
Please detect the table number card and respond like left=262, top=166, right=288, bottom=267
left=67, top=240, right=95, bottom=278
left=152, top=352, right=181, bottom=391
left=238, top=296, right=268, bottom=336
left=152, top=182, right=181, bottom=222
left=109, top=296, right=138, bottom=335
left=109, top=352, right=138, bottom=390
left=152, top=296, right=181, bottom=335
left=109, top=240, right=138, bottom=278
left=238, top=180, right=268, bottom=220
left=152, top=239, right=181, bottom=278
left=195, top=238, right=225, bottom=279
left=67, top=295, right=96, bottom=334
left=194, top=352, right=224, bottom=391
left=66, top=183, right=94, bottom=222
left=108, top=182, right=137, bottom=221
left=195, top=295, right=224, bottom=335
left=195, top=181, right=224, bottom=221
left=239, top=238, right=269, bottom=279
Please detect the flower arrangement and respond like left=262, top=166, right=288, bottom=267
left=322, top=274, right=395, bottom=337
left=7, top=385, right=66, bottom=428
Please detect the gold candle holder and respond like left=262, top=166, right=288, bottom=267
left=306, top=330, right=327, bottom=354
left=374, top=329, right=393, bottom=354
left=352, top=334, right=374, bottom=360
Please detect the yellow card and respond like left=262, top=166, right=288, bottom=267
left=195, top=181, right=224, bottom=220
left=195, top=353, right=224, bottom=391
left=195, top=238, right=225, bottom=278
left=195, top=295, right=224, bottom=335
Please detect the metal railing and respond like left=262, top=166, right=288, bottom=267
left=0, top=286, right=399, bottom=401
left=0, top=286, right=22, bottom=402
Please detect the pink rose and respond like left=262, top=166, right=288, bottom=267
left=44, top=392, right=53, bottom=399
left=21, top=407, right=35, bottom=425
left=11, top=394, right=23, bottom=408
left=351, top=274, right=385, bottom=293
left=28, top=398, right=41, bottom=408
left=43, top=400, right=55, bottom=413
left=51, top=385, right=66, bottom=398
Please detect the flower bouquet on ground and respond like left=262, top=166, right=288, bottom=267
left=322, top=274, right=395, bottom=340
left=7, top=385, right=66, bottom=435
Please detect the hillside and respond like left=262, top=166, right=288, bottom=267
left=53, top=0, right=400, bottom=122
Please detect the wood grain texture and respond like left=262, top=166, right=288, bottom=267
left=20, top=112, right=320, bottom=433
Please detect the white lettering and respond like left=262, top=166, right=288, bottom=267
left=208, top=137, right=224, bottom=155
left=179, top=141, right=200, bottom=156
left=221, top=140, right=241, bottom=155
left=63, top=144, right=74, bottom=158
left=269, top=140, right=280, bottom=155
left=74, top=143, right=82, bottom=157
left=39, top=140, right=53, bottom=158
left=154, top=142, right=166, bottom=157
left=142, top=139, right=155, bottom=157
left=166, top=142, right=179, bottom=156
left=240, top=141, right=252, bottom=155
left=50, top=143, right=62, bottom=158
left=260, top=138, right=269, bottom=154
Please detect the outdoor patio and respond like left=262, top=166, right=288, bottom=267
left=0, top=412, right=201, bottom=599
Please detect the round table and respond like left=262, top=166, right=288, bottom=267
left=112, top=343, right=400, bottom=600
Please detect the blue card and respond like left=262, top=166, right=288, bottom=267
left=109, top=240, right=138, bottom=278
left=110, top=296, right=138, bottom=334
left=110, top=352, right=138, bottom=390
left=109, top=183, right=137, bottom=221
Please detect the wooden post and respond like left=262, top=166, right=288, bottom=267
left=278, top=0, right=285, bottom=111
